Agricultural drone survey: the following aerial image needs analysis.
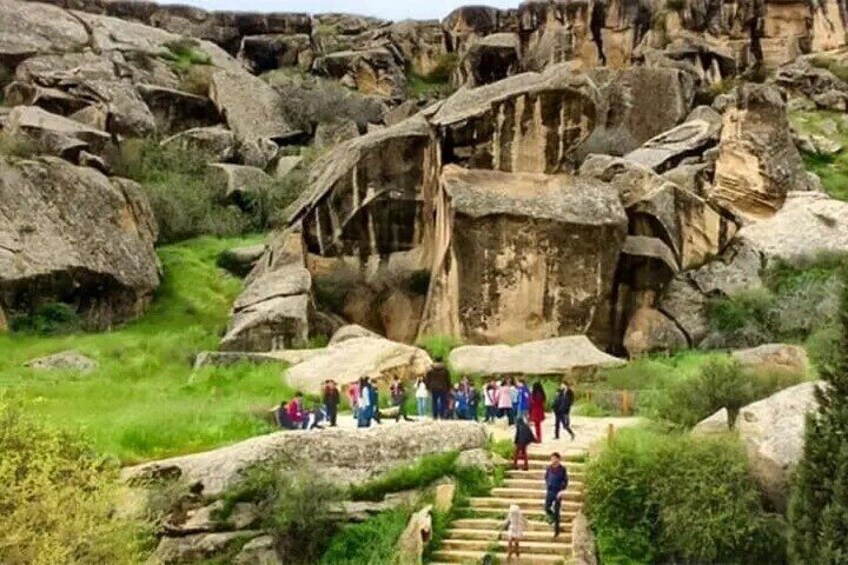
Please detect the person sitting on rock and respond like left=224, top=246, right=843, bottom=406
left=287, top=392, right=307, bottom=430
left=275, top=401, right=296, bottom=430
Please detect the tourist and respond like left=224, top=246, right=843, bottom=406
left=528, top=382, right=547, bottom=443
left=504, top=503, right=527, bottom=563
left=498, top=378, right=514, bottom=425
left=514, top=379, right=530, bottom=421
left=425, top=360, right=451, bottom=419
left=274, top=401, right=296, bottom=430
left=390, top=375, right=414, bottom=422
left=455, top=383, right=468, bottom=420
left=369, top=377, right=383, bottom=425
left=484, top=379, right=498, bottom=423
left=467, top=380, right=479, bottom=421
left=415, top=376, right=429, bottom=418
left=323, top=380, right=340, bottom=427
left=553, top=382, right=576, bottom=441
left=306, top=405, right=327, bottom=430
left=357, top=377, right=372, bottom=428
left=347, top=380, right=360, bottom=421
left=544, top=452, right=569, bottom=538
left=513, top=417, right=535, bottom=471
left=287, top=392, right=307, bottom=430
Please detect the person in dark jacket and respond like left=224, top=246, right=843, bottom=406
left=513, top=418, right=536, bottom=471
left=275, top=401, right=296, bottom=430
left=323, top=380, right=340, bottom=427
left=552, top=383, right=576, bottom=440
left=425, top=362, right=451, bottom=419
left=369, top=378, right=382, bottom=425
left=544, top=452, right=569, bottom=537
left=390, top=375, right=414, bottom=422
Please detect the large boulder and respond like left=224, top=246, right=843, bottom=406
left=161, top=126, right=237, bottom=162
left=448, top=336, right=626, bottom=377
left=123, top=421, right=488, bottom=497
left=209, top=163, right=272, bottom=205
left=736, top=192, right=848, bottom=266
left=24, top=351, right=98, bottom=373
left=710, top=84, right=805, bottom=220
left=312, top=48, right=406, bottom=101
left=457, top=33, right=520, bottom=87
left=732, top=344, right=810, bottom=375
left=3, top=105, right=112, bottom=162
left=0, top=157, right=160, bottom=329
left=0, top=0, right=88, bottom=65
left=421, top=165, right=627, bottom=345
left=738, top=381, right=821, bottom=511
left=623, top=307, right=688, bottom=357
left=285, top=336, right=433, bottom=394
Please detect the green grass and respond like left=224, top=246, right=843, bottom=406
left=349, top=451, right=460, bottom=501
left=0, top=236, right=296, bottom=464
left=319, top=508, right=413, bottom=565
left=790, top=109, right=848, bottom=201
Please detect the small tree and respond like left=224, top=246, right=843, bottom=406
left=788, top=271, right=848, bottom=563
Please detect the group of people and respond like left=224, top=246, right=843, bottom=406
left=274, top=380, right=342, bottom=431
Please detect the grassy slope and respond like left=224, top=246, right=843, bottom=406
left=790, top=109, right=848, bottom=201
left=0, top=236, right=292, bottom=464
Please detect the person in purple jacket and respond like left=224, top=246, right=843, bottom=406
left=544, top=452, right=569, bottom=538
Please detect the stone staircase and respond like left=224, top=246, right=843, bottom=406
left=431, top=451, right=586, bottom=564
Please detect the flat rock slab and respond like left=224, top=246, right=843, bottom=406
left=193, top=350, right=320, bottom=369
left=448, top=336, right=625, bottom=377
left=24, top=351, right=97, bottom=373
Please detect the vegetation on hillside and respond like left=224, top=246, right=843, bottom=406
left=788, top=272, right=848, bottom=562
left=586, top=427, right=787, bottom=564
left=0, top=236, right=293, bottom=463
left=790, top=109, right=848, bottom=201
left=0, top=402, right=147, bottom=565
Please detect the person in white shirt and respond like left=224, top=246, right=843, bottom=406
left=415, top=377, right=429, bottom=418
left=484, top=379, right=498, bottom=423
left=357, top=377, right=372, bottom=428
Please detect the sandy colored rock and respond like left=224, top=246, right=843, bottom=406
left=624, top=307, right=689, bottom=356
left=124, top=421, right=488, bottom=497
left=314, top=118, right=360, bottom=149
left=4, top=105, right=111, bottom=160
left=155, top=531, right=262, bottom=564
left=732, top=344, right=810, bottom=376
left=193, top=350, right=320, bottom=370
left=395, top=505, right=432, bottom=565
left=285, top=336, right=433, bottom=394
left=434, top=479, right=456, bottom=513
left=0, top=157, right=160, bottom=329
left=220, top=294, right=310, bottom=353
left=738, top=381, right=821, bottom=511
left=209, top=163, right=272, bottom=204
left=329, top=324, right=381, bottom=345
left=233, top=535, right=279, bottom=565
left=0, top=0, right=88, bottom=64
left=24, top=351, right=97, bottom=373
left=161, top=126, right=237, bottom=162
left=657, top=277, right=711, bottom=345
left=693, top=408, right=731, bottom=435
left=448, top=336, right=626, bottom=377
left=572, top=511, right=599, bottom=565
left=274, top=155, right=304, bottom=179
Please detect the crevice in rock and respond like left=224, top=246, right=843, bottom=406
left=590, top=2, right=607, bottom=66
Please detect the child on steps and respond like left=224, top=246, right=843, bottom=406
left=505, top=503, right=527, bottom=563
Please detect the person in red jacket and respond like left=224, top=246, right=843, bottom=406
left=528, top=382, right=547, bottom=443
left=287, top=392, right=306, bottom=429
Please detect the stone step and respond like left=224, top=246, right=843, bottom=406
left=452, top=518, right=554, bottom=532
left=491, top=487, right=584, bottom=502
left=504, top=479, right=585, bottom=490
left=432, top=550, right=568, bottom=564
left=513, top=459, right=585, bottom=471
left=470, top=497, right=582, bottom=512
left=468, top=506, right=579, bottom=522
left=526, top=451, right=586, bottom=463
left=506, top=470, right=585, bottom=482
left=446, top=528, right=572, bottom=543
left=441, top=538, right=572, bottom=555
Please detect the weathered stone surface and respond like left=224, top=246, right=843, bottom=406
left=209, top=163, right=272, bottom=205
left=0, top=157, right=160, bottom=329
left=164, top=500, right=258, bottom=535
left=623, top=307, right=689, bottom=357
left=313, top=118, right=360, bottom=149
left=221, top=293, right=310, bottom=352
left=395, top=505, right=432, bottom=565
left=738, top=381, right=821, bottom=511
left=737, top=192, right=848, bottom=266
left=124, top=421, right=488, bottom=497
left=161, top=126, right=237, bottom=162
left=24, top=351, right=97, bottom=373
left=285, top=336, right=433, bottom=394
left=457, top=33, right=520, bottom=87
left=233, top=265, right=311, bottom=312
left=3, top=82, right=89, bottom=116
left=136, top=84, right=219, bottom=134
left=424, top=166, right=627, bottom=345
left=693, top=407, right=731, bottom=435
left=795, top=131, right=844, bottom=156
left=238, top=33, right=313, bottom=73
left=67, top=79, right=158, bottom=137
left=455, top=448, right=497, bottom=473
left=274, top=155, right=303, bottom=179
left=4, top=106, right=111, bottom=161
left=448, top=336, right=626, bottom=377
left=0, top=0, right=88, bottom=65
left=193, top=350, right=320, bottom=370
left=155, top=531, right=262, bottom=565
left=732, top=344, right=810, bottom=375
left=623, top=118, right=720, bottom=173
left=711, top=84, right=804, bottom=220
left=329, top=324, right=381, bottom=345
left=233, top=535, right=279, bottom=565
left=657, top=277, right=710, bottom=345
left=312, top=48, right=406, bottom=101
left=434, top=478, right=456, bottom=513
left=572, top=511, right=599, bottom=565
left=687, top=240, right=764, bottom=296
left=217, top=244, right=266, bottom=278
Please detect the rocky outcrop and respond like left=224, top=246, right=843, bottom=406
left=217, top=244, right=266, bottom=278
left=24, top=350, right=98, bottom=373
left=623, top=307, right=689, bottom=357
left=285, top=336, right=433, bottom=394
left=313, top=48, right=406, bottom=101
left=3, top=105, right=112, bottom=163
left=155, top=531, right=263, bottom=564
left=395, top=505, right=433, bottom=565
left=732, top=344, right=810, bottom=375
left=209, top=163, right=272, bottom=205
left=161, top=126, right=237, bottom=162
left=0, top=157, right=160, bottom=329
left=448, top=336, right=626, bottom=377
left=0, top=0, right=88, bottom=66
left=123, top=421, right=488, bottom=497
left=738, top=380, right=821, bottom=511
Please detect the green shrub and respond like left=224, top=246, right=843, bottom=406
left=586, top=427, right=787, bottom=565
left=417, top=334, right=463, bottom=363
left=10, top=302, right=81, bottom=335
left=220, top=463, right=342, bottom=564
left=319, top=508, right=412, bottom=565
left=242, top=169, right=309, bottom=231
left=349, top=451, right=460, bottom=501
left=0, top=402, right=147, bottom=564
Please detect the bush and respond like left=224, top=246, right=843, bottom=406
left=349, top=451, right=459, bottom=501
left=220, top=463, right=342, bottom=564
left=586, top=428, right=787, bottom=565
left=273, top=75, right=385, bottom=132
left=0, top=402, right=146, bottom=564
left=319, top=508, right=412, bottom=565
left=417, top=334, right=463, bottom=363
left=10, top=302, right=81, bottom=335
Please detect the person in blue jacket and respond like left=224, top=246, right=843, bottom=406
left=514, top=379, right=530, bottom=421
left=544, top=452, right=569, bottom=538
